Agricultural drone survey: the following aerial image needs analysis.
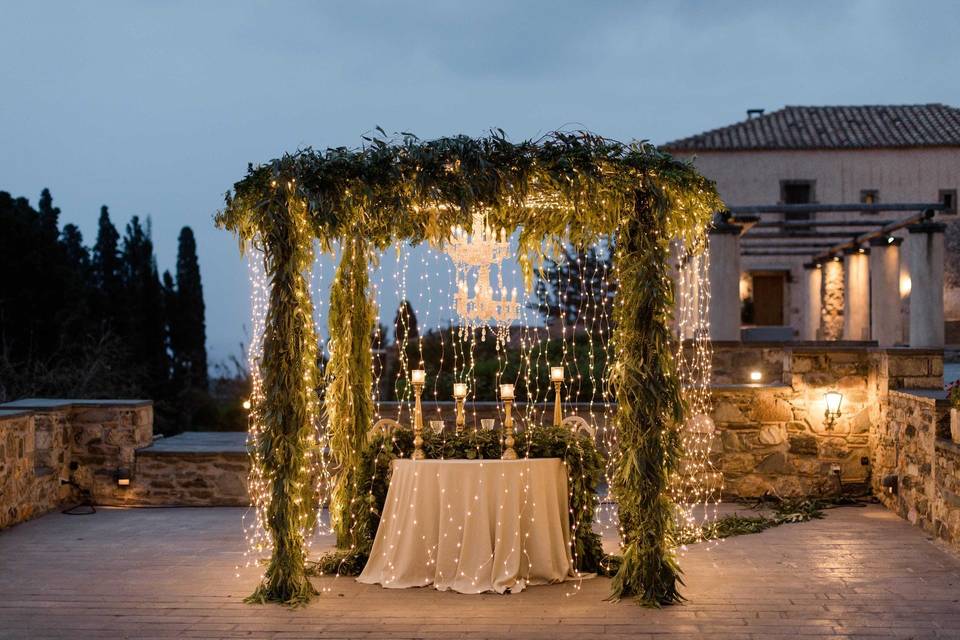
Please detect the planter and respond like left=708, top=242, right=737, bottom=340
left=952, top=408, right=960, bottom=444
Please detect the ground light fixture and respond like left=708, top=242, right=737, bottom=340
left=114, top=468, right=131, bottom=487
left=824, top=391, right=843, bottom=429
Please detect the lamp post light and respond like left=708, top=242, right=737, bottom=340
left=453, top=382, right=467, bottom=434
left=500, top=383, right=517, bottom=460
left=824, top=391, right=843, bottom=430
left=411, top=369, right=426, bottom=459
left=550, top=366, right=564, bottom=427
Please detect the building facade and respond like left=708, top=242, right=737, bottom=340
left=662, top=104, right=960, bottom=346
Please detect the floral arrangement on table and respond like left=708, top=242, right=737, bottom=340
left=313, top=423, right=606, bottom=578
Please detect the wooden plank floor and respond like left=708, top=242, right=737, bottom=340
left=1, top=504, right=959, bottom=639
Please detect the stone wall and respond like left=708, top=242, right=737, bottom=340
left=0, top=400, right=153, bottom=528
left=821, top=260, right=845, bottom=340
left=0, top=410, right=65, bottom=528
left=126, top=450, right=250, bottom=507
left=870, top=391, right=960, bottom=551
left=886, top=349, right=944, bottom=390
left=934, top=439, right=960, bottom=546
left=871, top=391, right=938, bottom=527
left=711, top=347, right=882, bottom=497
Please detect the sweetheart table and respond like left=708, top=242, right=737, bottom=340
left=357, top=458, right=574, bottom=594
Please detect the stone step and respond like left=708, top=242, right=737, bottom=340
left=131, top=432, right=249, bottom=507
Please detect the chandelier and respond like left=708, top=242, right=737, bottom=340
left=445, top=212, right=519, bottom=326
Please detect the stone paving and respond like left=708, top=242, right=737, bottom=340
left=1, top=505, right=959, bottom=639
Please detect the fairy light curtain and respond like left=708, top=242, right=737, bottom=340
left=216, top=131, right=723, bottom=607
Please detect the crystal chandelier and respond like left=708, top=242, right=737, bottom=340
left=445, top=212, right=519, bottom=326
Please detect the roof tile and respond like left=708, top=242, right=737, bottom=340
left=662, top=104, right=960, bottom=151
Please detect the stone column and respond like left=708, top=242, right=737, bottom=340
left=869, top=236, right=902, bottom=347
left=906, top=222, right=946, bottom=348
left=708, top=223, right=741, bottom=341
left=843, top=247, right=870, bottom=341
left=801, top=263, right=822, bottom=341
left=820, top=257, right=845, bottom=340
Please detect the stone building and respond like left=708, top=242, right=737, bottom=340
left=662, top=104, right=960, bottom=346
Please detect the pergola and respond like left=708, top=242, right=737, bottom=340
left=216, top=132, right=722, bottom=607
left=707, top=202, right=949, bottom=347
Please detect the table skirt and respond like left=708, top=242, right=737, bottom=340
left=357, top=458, right=573, bottom=594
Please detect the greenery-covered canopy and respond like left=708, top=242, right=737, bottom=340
left=216, top=131, right=722, bottom=607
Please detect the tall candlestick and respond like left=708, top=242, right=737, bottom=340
left=550, top=366, right=564, bottom=428
left=453, top=383, right=467, bottom=434
left=411, top=370, right=426, bottom=459
left=500, top=384, right=517, bottom=460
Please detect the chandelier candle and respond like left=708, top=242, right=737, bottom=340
left=453, top=382, right=468, bottom=433
left=500, top=383, right=517, bottom=460
left=411, top=370, right=426, bottom=459
left=550, top=366, right=564, bottom=427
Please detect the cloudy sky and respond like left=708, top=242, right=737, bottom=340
left=2, top=1, right=958, bottom=365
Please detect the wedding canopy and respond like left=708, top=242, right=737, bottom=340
left=216, top=131, right=722, bottom=607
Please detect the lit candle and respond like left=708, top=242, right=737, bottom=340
left=411, top=369, right=426, bottom=384
left=453, top=383, right=467, bottom=398
left=550, top=366, right=564, bottom=383
left=499, top=383, right=514, bottom=400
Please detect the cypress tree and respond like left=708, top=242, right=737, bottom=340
left=37, top=188, right=60, bottom=243
left=171, top=227, right=208, bottom=391
left=60, top=224, right=89, bottom=273
left=121, top=216, right=169, bottom=397
left=92, top=206, right=123, bottom=313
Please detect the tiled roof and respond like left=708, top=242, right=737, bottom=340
left=662, top=104, right=960, bottom=151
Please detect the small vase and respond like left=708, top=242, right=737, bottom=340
left=951, top=408, right=960, bottom=444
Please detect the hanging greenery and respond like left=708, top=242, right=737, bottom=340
left=608, top=189, right=685, bottom=606
left=314, top=425, right=605, bottom=577
left=244, top=193, right=321, bottom=606
left=216, top=130, right=722, bottom=607
left=325, top=238, right=376, bottom=555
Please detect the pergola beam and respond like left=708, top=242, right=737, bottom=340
left=750, top=220, right=895, bottom=228
left=727, top=203, right=947, bottom=215
left=811, top=209, right=936, bottom=263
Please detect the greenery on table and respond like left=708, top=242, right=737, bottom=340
left=313, top=424, right=606, bottom=578
left=216, top=130, right=721, bottom=606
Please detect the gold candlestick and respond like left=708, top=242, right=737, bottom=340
left=550, top=366, right=564, bottom=428
left=453, top=383, right=467, bottom=434
left=500, top=384, right=517, bottom=460
left=411, top=370, right=426, bottom=459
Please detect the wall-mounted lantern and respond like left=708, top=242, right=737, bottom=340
left=749, top=370, right=763, bottom=383
left=824, top=391, right=843, bottom=429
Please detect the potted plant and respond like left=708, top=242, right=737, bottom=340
left=947, top=380, right=960, bottom=444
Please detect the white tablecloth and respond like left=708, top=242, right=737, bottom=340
left=358, top=458, right=573, bottom=593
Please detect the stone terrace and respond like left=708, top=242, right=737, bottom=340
left=2, top=504, right=960, bottom=639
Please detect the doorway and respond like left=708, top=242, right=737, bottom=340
left=751, top=272, right=786, bottom=325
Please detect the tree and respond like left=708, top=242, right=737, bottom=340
left=92, top=206, right=123, bottom=315
left=60, top=224, right=89, bottom=273
left=37, top=188, right=61, bottom=243
left=393, top=299, right=418, bottom=344
left=121, top=216, right=169, bottom=398
left=531, top=244, right=616, bottom=329
left=170, top=227, right=208, bottom=391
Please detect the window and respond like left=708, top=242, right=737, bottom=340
left=860, top=189, right=879, bottom=213
left=941, top=189, right=957, bottom=214
left=781, top=181, right=814, bottom=204
left=780, top=180, right=816, bottom=232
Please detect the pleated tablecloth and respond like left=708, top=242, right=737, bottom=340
left=357, top=458, right=573, bottom=594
